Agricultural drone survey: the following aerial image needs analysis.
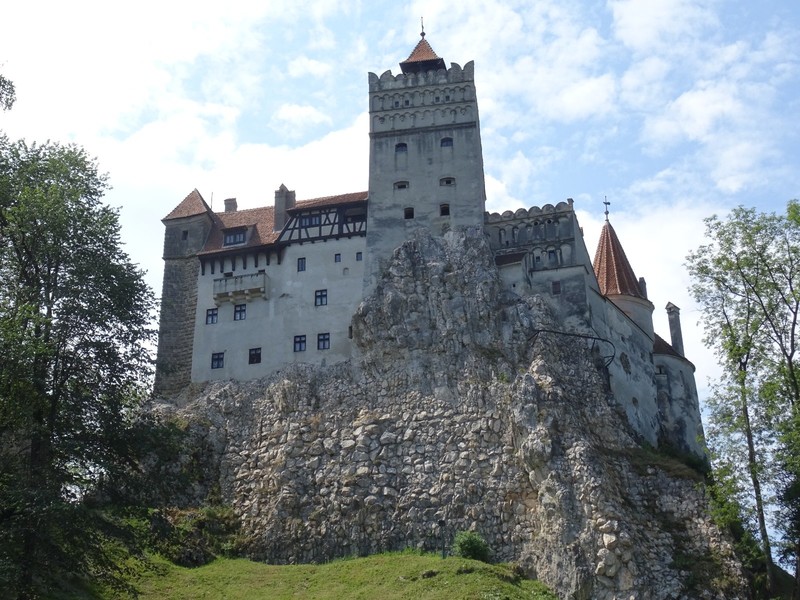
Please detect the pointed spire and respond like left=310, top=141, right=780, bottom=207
left=593, top=219, right=645, bottom=298
left=399, top=27, right=446, bottom=75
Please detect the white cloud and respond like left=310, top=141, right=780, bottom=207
left=271, top=103, right=333, bottom=134
left=288, top=56, right=333, bottom=78
left=608, top=0, right=717, bottom=53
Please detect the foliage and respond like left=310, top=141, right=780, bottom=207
left=0, top=73, right=13, bottom=111
left=687, top=203, right=800, bottom=596
left=452, top=530, right=492, bottom=563
left=0, top=136, right=158, bottom=598
left=133, top=552, right=558, bottom=600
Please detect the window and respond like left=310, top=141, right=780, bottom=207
left=294, top=335, right=306, bottom=352
left=300, top=214, right=321, bottom=227
left=440, top=137, right=453, bottom=147
left=317, top=333, right=330, bottom=350
left=404, top=207, right=415, bottom=219
left=315, top=289, right=328, bottom=306
left=211, top=352, right=224, bottom=369
left=297, top=257, right=306, bottom=272
left=335, top=253, right=342, bottom=263
left=181, top=230, right=188, bottom=240
left=206, top=308, right=218, bottom=324
left=440, top=177, right=455, bottom=186
left=356, top=252, right=363, bottom=261
left=394, top=181, right=409, bottom=190
left=234, top=304, right=246, bottom=321
left=440, top=204, right=450, bottom=217
left=249, top=347, right=262, bottom=364
left=223, top=230, right=246, bottom=246
left=548, top=249, right=557, bottom=261
left=552, top=281, right=562, bottom=295
left=404, top=99, right=410, bottom=106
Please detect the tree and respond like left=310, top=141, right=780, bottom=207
left=0, top=136, right=157, bottom=597
left=0, top=73, right=14, bottom=111
left=688, top=204, right=800, bottom=597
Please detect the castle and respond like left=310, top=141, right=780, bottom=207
left=154, top=33, right=704, bottom=459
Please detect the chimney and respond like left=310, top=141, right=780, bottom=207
left=666, top=302, right=685, bottom=356
left=274, top=184, right=296, bottom=231
left=224, top=197, right=238, bottom=213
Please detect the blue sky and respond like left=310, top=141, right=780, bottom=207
left=1, top=0, right=799, bottom=393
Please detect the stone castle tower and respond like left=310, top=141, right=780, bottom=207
left=364, top=32, right=486, bottom=291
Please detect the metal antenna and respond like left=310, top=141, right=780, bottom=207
left=421, top=17, right=425, bottom=37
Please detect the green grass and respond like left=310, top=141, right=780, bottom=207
left=133, top=552, right=558, bottom=600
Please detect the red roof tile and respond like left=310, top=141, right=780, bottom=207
left=400, top=34, right=446, bottom=74
left=289, top=191, right=368, bottom=211
left=197, top=190, right=367, bottom=255
left=163, top=189, right=211, bottom=221
left=592, top=220, right=645, bottom=298
left=403, top=36, right=441, bottom=63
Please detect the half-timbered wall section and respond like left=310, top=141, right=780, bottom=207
left=278, top=200, right=367, bottom=244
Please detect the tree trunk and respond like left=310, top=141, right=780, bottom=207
left=741, top=379, right=776, bottom=594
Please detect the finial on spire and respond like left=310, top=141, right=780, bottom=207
left=603, top=196, right=611, bottom=221
left=420, top=16, right=425, bottom=37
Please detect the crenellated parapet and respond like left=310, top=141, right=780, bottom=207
left=368, top=62, right=477, bottom=135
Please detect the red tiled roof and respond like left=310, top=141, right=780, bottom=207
left=289, top=191, right=368, bottom=212
left=197, top=190, right=368, bottom=255
left=403, top=36, right=441, bottom=63
left=163, top=189, right=211, bottom=221
left=592, top=220, right=645, bottom=298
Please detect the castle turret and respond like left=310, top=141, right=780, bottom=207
left=364, top=32, right=486, bottom=292
left=593, top=218, right=655, bottom=341
left=154, top=189, right=213, bottom=397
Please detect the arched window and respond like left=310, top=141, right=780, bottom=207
left=395, top=143, right=408, bottom=153
left=440, top=137, right=453, bottom=147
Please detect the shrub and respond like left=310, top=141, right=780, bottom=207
left=452, top=530, right=491, bottom=562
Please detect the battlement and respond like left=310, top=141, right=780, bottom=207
left=485, top=199, right=574, bottom=224
left=368, top=61, right=474, bottom=91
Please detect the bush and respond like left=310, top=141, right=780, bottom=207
left=452, top=530, right=491, bottom=562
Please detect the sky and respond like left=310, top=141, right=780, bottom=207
left=1, top=0, right=799, bottom=400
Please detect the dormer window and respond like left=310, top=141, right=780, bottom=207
left=223, top=229, right=246, bottom=246
left=440, top=137, right=453, bottom=147
left=300, top=214, right=321, bottom=227
left=395, top=143, right=408, bottom=153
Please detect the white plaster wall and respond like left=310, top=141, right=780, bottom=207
left=192, top=236, right=366, bottom=382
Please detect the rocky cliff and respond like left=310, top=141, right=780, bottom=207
left=154, top=229, right=747, bottom=599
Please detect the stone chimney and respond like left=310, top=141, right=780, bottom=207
left=638, top=277, right=648, bottom=299
left=224, top=197, right=238, bottom=213
left=666, top=302, right=684, bottom=357
left=274, top=184, right=296, bottom=231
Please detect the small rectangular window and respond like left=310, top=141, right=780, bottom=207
left=335, top=253, right=341, bottom=263
left=249, top=347, right=262, bottom=364
left=394, top=181, right=409, bottom=190
left=234, top=304, right=246, bottom=321
left=315, top=289, right=328, bottom=306
left=223, top=230, right=246, bottom=246
left=440, top=204, right=450, bottom=217
left=317, top=333, right=330, bottom=350
left=440, top=177, right=455, bottom=186
left=181, top=230, right=189, bottom=240
left=211, top=352, right=224, bottom=369
left=552, top=281, right=562, bottom=295
left=300, top=215, right=321, bottom=227
left=404, top=207, right=414, bottom=219
left=206, top=308, right=218, bottom=324
left=294, top=335, right=306, bottom=352
left=297, top=257, right=306, bottom=272
left=356, top=252, right=363, bottom=261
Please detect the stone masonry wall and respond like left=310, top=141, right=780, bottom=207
left=154, top=229, right=747, bottom=600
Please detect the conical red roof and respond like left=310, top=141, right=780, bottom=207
left=400, top=33, right=446, bottom=74
left=163, top=189, right=212, bottom=221
left=593, top=220, right=645, bottom=298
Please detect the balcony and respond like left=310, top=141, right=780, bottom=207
left=213, top=272, right=268, bottom=304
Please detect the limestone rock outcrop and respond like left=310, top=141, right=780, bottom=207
left=154, top=229, right=746, bottom=599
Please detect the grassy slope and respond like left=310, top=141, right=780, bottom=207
left=134, top=553, right=558, bottom=600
